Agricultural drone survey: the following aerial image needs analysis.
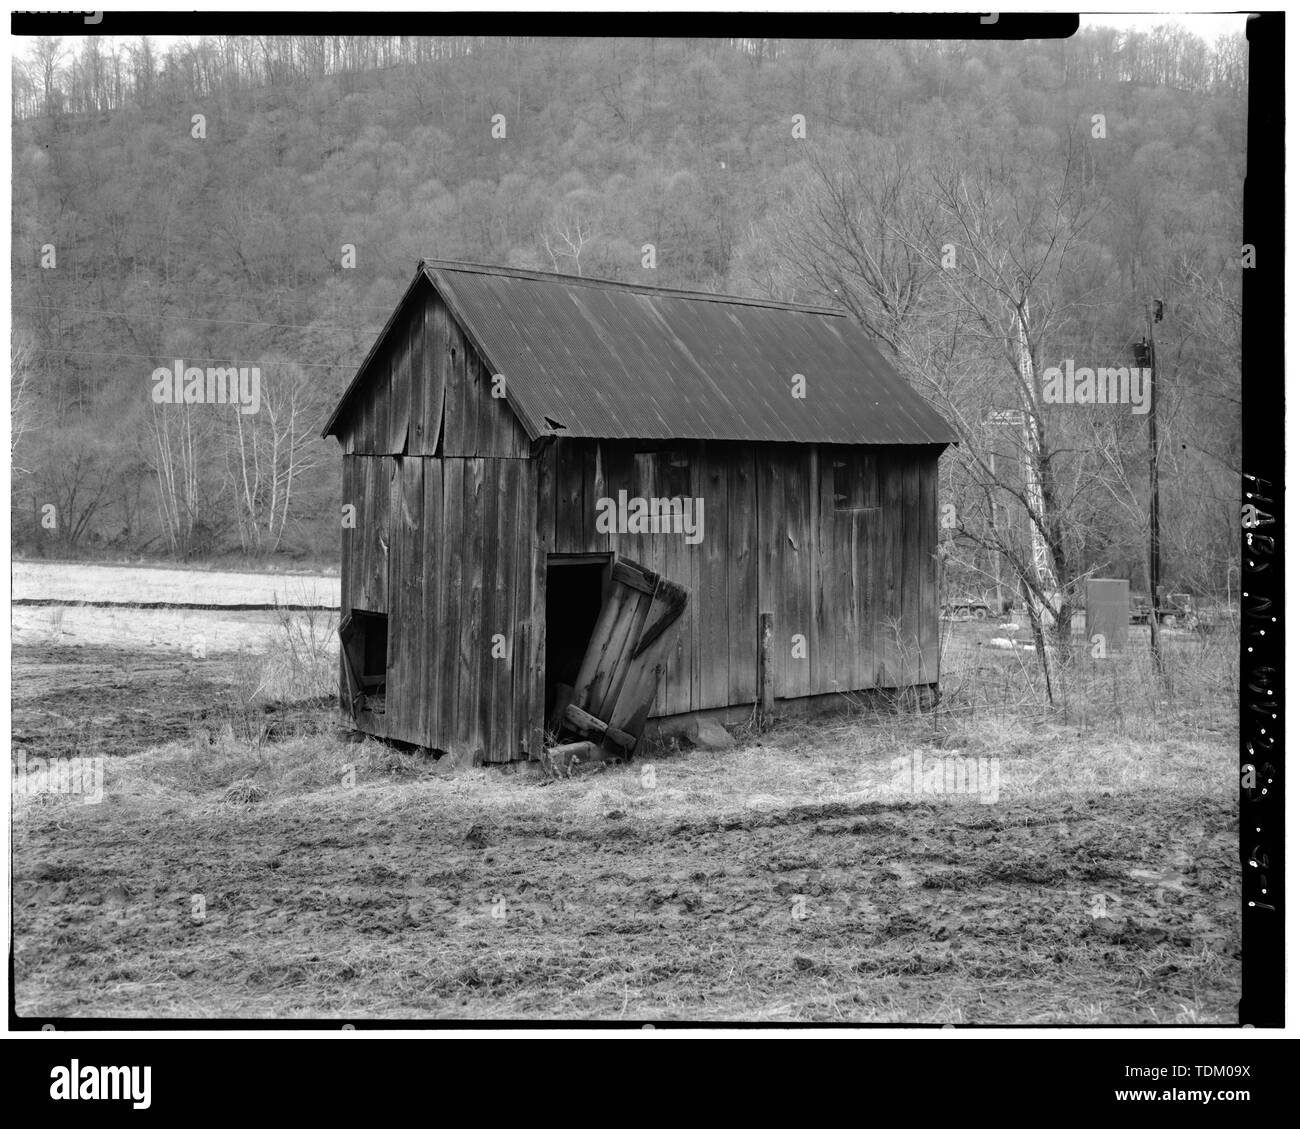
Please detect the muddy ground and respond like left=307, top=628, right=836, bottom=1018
left=11, top=631, right=1239, bottom=1023
left=12, top=642, right=334, bottom=759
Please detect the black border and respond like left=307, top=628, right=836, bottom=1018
left=8, top=10, right=1280, bottom=1035
left=12, top=10, right=1079, bottom=38
left=1239, top=10, right=1284, bottom=1029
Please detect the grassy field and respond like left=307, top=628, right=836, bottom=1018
left=10, top=566, right=1239, bottom=1023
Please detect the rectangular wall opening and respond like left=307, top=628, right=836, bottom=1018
left=339, top=609, right=389, bottom=715
left=544, top=555, right=611, bottom=729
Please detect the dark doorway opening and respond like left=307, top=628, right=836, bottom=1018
left=544, top=555, right=611, bottom=728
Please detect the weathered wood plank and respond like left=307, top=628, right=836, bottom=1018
left=509, top=460, right=534, bottom=759
left=339, top=457, right=355, bottom=611
left=695, top=443, right=730, bottom=710
left=829, top=476, right=856, bottom=697
left=456, top=458, right=486, bottom=755
left=421, top=458, right=443, bottom=747
left=384, top=461, right=404, bottom=735
left=573, top=579, right=636, bottom=715
left=759, top=611, right=775, bottom=726
left=479, top=459, right=508, bottom=761
left=859, top=452, right=881, bottom=690
left=686, top=440, right=704, bottom=712
left=591, top=579, right=653, bottom=721
left=874, top=455, right=904, bottom=687
left=543, top=741, right=608, bottom=772
left=918, top=456, right=940, bottom=684
left=387, top=457, right=422, bottom=740
left=425, top=292, right=448, bottom=455
left=403, top=458, right=424, bottom=739
left=338, top=458, right=355, bottom=705
left=563, top=703, right=636, bottom=749
left=755, top=449, right=779, bottom=705
left=354, top=457, right=371, bottom=609
left=726, top=450, right=758, bottom=705
left=781, top=446, right=813, bottom=700
left=458, top=345, right=482, bottom=459
left=658, top=444, right=693, bottom=716
left=371, top=342, right=391, bottom=455
left=603, top=577, right=689, bottom=751
left=437, top=457, right=464, bottom=750
left=529, top=451, right=554, bottom=759
left=408, top=296, right=427, bottom=456
left=342, top=404, right=356, bottom=455
left=554, top=439, right=586, bottom=555
left=623, top=448, right=657, bottom=573
left=899, top=453, right=922, bottom=686
left=355, top=366, right=374, bottom=454
left=441, top=319, right=465, bottom=457
left=584, top=440, right=606, bottom=552
left=472, top=357, right=530, bottom=459
left=387, top=326, right=411, bottom=455
left=808, top=448, right=831, bottom=694
left=357, top=456, right=390, bottom=614
left=854, top=505, right=878, bottom=690
left=612, top=557, right=656, bottom=595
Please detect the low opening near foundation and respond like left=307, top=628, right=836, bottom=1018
left=340, top=609, right=389, bottom=715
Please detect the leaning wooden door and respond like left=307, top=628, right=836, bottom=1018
left=563, top=556, right=689, bottom=757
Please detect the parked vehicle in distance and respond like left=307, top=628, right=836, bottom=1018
left=1164, top=592, right=1195, bottom=627
left=1129, top=594, right=1155, bottom=624
left=1169, top=593, right=1231, bottom=633
left=1130, top=591, right=1226, bottom=631
left=942, top=596, right=992, bottom=621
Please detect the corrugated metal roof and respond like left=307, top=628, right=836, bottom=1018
left=324, top=259, right=956, bottom=446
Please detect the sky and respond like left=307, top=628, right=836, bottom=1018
left=1077, top=12, right=1251, bottom=39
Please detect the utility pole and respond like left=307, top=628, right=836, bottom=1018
left=1135, top=297, right=1163, bottom=668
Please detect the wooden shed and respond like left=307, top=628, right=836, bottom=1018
left=322, top=259, right=956, bottom=763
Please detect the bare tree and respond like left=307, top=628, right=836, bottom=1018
left=10, top=331, right=40, bottom=473
left=541, top=190, right=601, bottom=275
left=226, top=361, right=327, bottom=555
left=144, top=403, right=221, bottom=557
left=762, top=131, right=1110, bottom=697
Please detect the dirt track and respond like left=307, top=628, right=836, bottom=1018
left=10, top=631, right=1239, bottom=1023
left=14, top=759, right=1237, bottom=1021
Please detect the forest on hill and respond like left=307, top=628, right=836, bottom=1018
left=11, top=31, right=1245, bottom=603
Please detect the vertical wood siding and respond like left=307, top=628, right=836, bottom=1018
left=535, top=438, right=942, bottom=720
left=336, top=283, right=529, bottom=460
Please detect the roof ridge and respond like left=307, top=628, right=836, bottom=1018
left=420, top=258, right=845, bottom=316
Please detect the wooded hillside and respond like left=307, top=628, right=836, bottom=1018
left=12, top=31, right=1244, bottom=596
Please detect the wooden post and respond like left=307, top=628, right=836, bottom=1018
left=759, top=611, right=774, bottom=730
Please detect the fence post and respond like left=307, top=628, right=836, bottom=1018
left=759, top=611, right=774, bottom=730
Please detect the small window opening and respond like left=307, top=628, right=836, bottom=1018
left=831, top=452, right=877, bottom=511
left=664, top=455, right=690, bottom=499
